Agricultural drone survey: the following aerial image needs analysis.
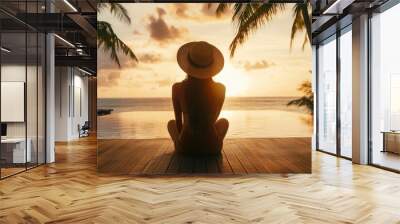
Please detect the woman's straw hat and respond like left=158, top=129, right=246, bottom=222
left=177, top=41, right=224, bottom=79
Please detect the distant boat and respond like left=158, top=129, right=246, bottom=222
left=97, top=108, right=113, bottom=116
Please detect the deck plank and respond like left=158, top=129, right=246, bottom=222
left=130, top=141, right=163, bottom=174
left=98, top=140, right=142, bottom=174
left=165, top=153, right=181, bottom=174
left=98, top=138, right=311, bottom=174
left=223, top=142, right=247, bottom=174
left=231, top=140, right=258, bottom=173
left=219, top=150, right=234, bottom=174
left=142, top=140, right=170, bottom=175
left=252, top=139, right=289, bottom=173
left=147, top=141, right=174, bottom=175
left=236, top=140, right=267, bottom=173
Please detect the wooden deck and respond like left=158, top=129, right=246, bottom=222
left=97, top=138, right=311, bottom=174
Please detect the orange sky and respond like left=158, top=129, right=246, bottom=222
left=98, top=3, right=311, bottom=98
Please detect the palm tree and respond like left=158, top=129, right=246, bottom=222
left=213, top=2, right=313, bottom=113
left=287, top=80, right=313, bottom=114
left=97, top=3, right=138, bottom=67
left=213, top=2, right=311, bottom=57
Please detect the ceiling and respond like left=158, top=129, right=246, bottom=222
left=311, top=0, right=390, bottom=44
left=0, top=0, right=97, bottom=75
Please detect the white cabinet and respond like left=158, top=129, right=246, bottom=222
left=1, top=138, right=32, bottom=163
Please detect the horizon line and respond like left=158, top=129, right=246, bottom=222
left=97, top=96, right=302, bottom=99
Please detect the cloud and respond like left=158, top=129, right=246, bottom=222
left=139, top=53, right=162, bottom=63
left=169, top=3, right=231, bottom=21
left=98, top=71, right=121, bottom=87
left=133, top=30, right=142, bottom=35
left=98, top=49, right=138, bottom=70
left=155, top=78, right=174, bottom=87
left=242, top=60, right=275, bottom=71
left=99, top=71, right=148, bottom=89
left=173, top=4, right=190, bottom=18
left=98, top=51, right=162, bottom=70
left=147, top=8, right=188, bottom=43
left=200, top=4, right=230, bottom=18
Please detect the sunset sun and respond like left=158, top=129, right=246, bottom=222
left=214, top=63, right=249, bottom=97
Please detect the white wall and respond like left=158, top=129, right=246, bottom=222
left=54, top=67, right=89, bottom=141
left=55, top=66, right=70, bottom=141
left=1, top=65, right=29, bottom=138
left=73, top=73, right=89, bottom=137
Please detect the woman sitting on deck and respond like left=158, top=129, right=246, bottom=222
left=168, top=41, right=229, bottom=155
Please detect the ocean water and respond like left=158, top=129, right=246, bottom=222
left=98, top=97, right=313, bottom=139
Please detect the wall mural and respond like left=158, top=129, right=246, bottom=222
left=97, top=3, right=312, bottom=174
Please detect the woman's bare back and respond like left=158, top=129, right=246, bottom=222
left=168, top=77, right=228, bottom=155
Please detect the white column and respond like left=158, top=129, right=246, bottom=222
left=46, top=33, right=55, bottom=163
left=352, top=14, right=369, bottom=164
left=45, top=0, right=55, bottom=163
left=55, top=67, right=73, bottom=141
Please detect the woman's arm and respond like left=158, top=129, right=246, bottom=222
left=214, top=83, right=226, bottom=120
left=172, top=83, right=183, bottom=133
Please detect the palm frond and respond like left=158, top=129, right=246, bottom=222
left=97, top=3, right=131, bottom=24
left=287, top=96, right=314, bottom=114
left=212, top=3, right=232, bottom=17
left=290, top=4, right=304, bottom=48
left=302, top=1, right=312, bottom=45
left=97, top=21, right=137, bottom=68
left=232, top=3, right=249, bottom=21
left=302, top=34, right=308, bottom=50
left=290, top=2, right=311, bottom=49
left=229, top=3, right=286, bottom=57
left=298, top=80, right=313, bottom=96
left=287, top=80, right=313, bottom=114
left=213, top=2, right=311, bottom=57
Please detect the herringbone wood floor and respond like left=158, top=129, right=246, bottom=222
left=1, top=136, right=400, bottom=223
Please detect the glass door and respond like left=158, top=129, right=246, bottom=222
left=317, top=35, right=337, bottom=154
left=0, top=0, right=47, bottom=179
left=1, top=30, right=28, bottom=178
left=339, top=26, right=352, bottom=158
left=370, top=3, right=400, bottom=171
left=27, top=30, right=38, bottom=170
left=38, top=32, right=46, bottom=166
